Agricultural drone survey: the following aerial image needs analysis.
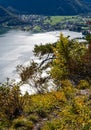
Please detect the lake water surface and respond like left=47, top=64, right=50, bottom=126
left=0, top=29, right=83, bottom=83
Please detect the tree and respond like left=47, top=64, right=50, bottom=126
left=0, top=81, right=24, bottom=122
left=17, top=33, right=91, bottom=91
left=85, top=34, right=91, bottom=52
left=17, top=61, right=50, bottom=93
left=51, top=33, right=86, bottom=85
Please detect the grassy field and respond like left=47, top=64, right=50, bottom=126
left=44, top=16, right=77, bottom=25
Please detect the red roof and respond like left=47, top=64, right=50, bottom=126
left=87, top=21, right=91, bottom=25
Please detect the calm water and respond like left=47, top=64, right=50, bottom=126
left=0, top=29, right=83, bottom=83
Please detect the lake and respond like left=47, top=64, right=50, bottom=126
left=0, top=29, right=83, bottom=83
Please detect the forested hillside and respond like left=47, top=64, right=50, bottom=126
left=0, top=0, right=91, bottom=15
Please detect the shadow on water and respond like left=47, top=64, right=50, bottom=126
left=0, top=27, right=10, bottom=36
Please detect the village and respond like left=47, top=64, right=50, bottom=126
left=0, top=13, right=91, bottom=34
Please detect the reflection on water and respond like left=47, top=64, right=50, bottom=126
left=0, top=29, right=83, bottom=82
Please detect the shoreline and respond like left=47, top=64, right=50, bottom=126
left=0, top=29, right=84, bottom=93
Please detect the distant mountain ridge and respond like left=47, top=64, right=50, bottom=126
left=0, top=0, right=91, bottom=15
left=0, top=5, right=26, bottom=27
left=83, top=0, right=91, bottom=2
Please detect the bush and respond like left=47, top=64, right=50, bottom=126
left=36, top=108, right=48, bottom=118
left=12, top=117, right=34, bottom=130
left=77, top=80, right=90, bottom=90
left=41, top=119, right=61, bottom=130
left=83, top=122, right=91, bottom=130
left=28, top=114, right=39, bottom=123
left=61, top=80, right=75, bottom=99
left=0, top=84, right=24, bottom=121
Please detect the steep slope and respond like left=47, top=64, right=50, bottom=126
left=0, top=5, right=18, bottom=17
left=0, top=5, right=15, bottom=24
left=0, top=0, right=90, bottom=15
left=83, top=0, right=91, bottom=2
left=82, top=0, right=91, bottom=7
left=0, top=5, right=25, bottom=26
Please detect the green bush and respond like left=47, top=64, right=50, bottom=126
left=83, top=123, right=91, bottom=130
left=36, top=108, right=48, bottom=118
left=12, top=117, right=33, bottom=130
left=28, top=114, right=39, bottom=123
left=77, top=80, right=90, bottom=90
left=41, top=119, right=61, bottom=130
left=0, top=84, right=24, bottom=121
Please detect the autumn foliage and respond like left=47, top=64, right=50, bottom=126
left=0, top=34, right=91, bottom=129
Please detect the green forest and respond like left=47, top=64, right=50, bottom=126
left=0, top=33, right=91, bottom=130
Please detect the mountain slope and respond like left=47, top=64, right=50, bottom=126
left=0, top=5, right=25, bottom=26
left=83, top=0, right=91, bottom=2
left=0, top=0, right=91, bottom=15
left=83, top=0, right=91, bottom=8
